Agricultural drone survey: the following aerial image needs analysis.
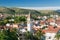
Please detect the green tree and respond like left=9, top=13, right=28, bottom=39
left=0, top=28, right=18, bottom=40
left=5, top=29, right=18, bottom=40
left=35, top=30, right=44, bottom=40
left=0, top=30, right=7, bottom=40
left=14, top=16, right=20, bottom=23
left=0, top=21, right=5, bottom=25
left=25, top=31, right=34, bottom=40
left=55, top=32, right=60, bottom=40
left=19, top=16, right=26, bottom=22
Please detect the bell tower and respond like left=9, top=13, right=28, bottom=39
left=27, top=12, right=31, bottom=31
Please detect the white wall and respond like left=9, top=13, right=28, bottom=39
left=45, top=33, right=56, bottom=40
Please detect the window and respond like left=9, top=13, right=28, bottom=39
left=19, top=34, right=22, bottom=36
left=49, top=37, right=51, bottom=39
left=20, top=38, right=22, bottom=40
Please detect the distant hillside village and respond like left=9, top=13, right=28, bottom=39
left=0, top=7, right=60, bottom=40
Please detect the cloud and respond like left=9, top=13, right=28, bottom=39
left=18, top=7, right=60, bottom=10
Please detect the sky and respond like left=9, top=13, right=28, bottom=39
left=0, top=0, right=60, bottom=7
left=0, top=0, right=60, bottom=10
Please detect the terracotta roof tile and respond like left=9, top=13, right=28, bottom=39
left=42, top=25, right=59, bottom=33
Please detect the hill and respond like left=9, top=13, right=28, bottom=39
left=0, top=7, right=60, bottom=16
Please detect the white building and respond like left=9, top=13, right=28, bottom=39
left=27, top=12, right=32, bottom=32
left=45, top=33, right=56, bottom=40
left=43, top=25, right=59, bottom=40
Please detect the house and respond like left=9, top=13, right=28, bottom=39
left=32, top=25, right=41, bottom=31
left=47, top=18, right=55, bottom=23
left=12, top=24, right=18, bottom=28
left=42, top=25, right=59, bottom=40
left=56, top=17, right=60, bottom=26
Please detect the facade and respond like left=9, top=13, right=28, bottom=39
left=27, top=13, right=32, bottom=32
left=42, top=25, right=59, bottom=40
left=45, top=33, right=56, bottom=40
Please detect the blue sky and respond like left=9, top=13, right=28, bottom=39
left=0, top=0, right=60, bottom=7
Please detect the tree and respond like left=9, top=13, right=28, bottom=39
left=55, top=32, right=60, bottom=40
left=25, top=31, right=34, bottom=40
left=14, top=16, right=26, bottom=23
left=0, top=30, right=7, bottom=40
left=19, top=16, right=26, bottom=22
left=5, top=29, right=18, bottom=40
left=34, top=30, right=44, bottom=40
left=0, top=28, right=18, bottom=40
left=25, top=31, right=44, bottom=40
left=0, top=21, right=6, bottom=25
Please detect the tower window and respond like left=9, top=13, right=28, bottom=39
left=49, top=37, right=51, bottom=39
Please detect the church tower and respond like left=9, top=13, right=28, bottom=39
left=27, top=12, right=31, bottom=32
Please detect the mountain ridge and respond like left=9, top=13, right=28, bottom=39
left=0, top=7, right=60, bottom=16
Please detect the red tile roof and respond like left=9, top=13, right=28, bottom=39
left=32, top=26, right=41, bottom=31
left=46, top=18, right=55, bottom=23
left=42, top=25, right=59, bottom=33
